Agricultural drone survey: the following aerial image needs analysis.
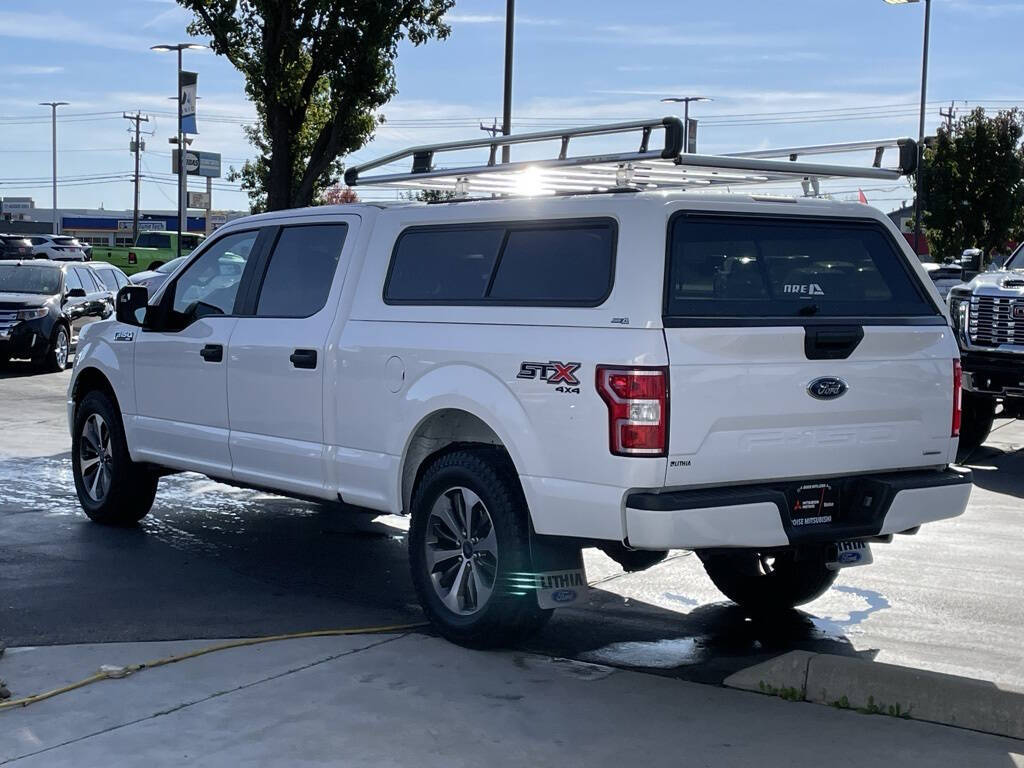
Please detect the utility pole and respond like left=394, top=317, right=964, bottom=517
left=480, top=119, right=500, bottom=138
left=123, top=112, right=150, bottom=245
left=940, top=100, right=956, bottom=131
left=39, top=101, right=69, bottom=235
left=501, top=0, right=514, bottom=163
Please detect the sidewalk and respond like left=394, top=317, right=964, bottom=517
left=1, top=633, right=1021, bottom=767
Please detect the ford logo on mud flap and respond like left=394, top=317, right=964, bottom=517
left=807, top=377, right=848, bottom=400
left=838, top=550, right=862, bottom=564
left=551, top=589, right=577, bottom=603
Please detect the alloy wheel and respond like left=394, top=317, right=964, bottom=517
left=80, top=413, right=112, bottom=501
left=55, top=328, right=68, bottom=369
left=424, top=486, right=499, bottom=616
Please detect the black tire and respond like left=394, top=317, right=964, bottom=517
left=598, top=543, right=669, bottom=573
left=698, top=548, right=837, bottom=612
left=957, top=392, right=996, bottom=462
left=72, top=390, right=158, bottom=526
left=43, top=323, right=70, bottom=372
left=408, top=447, right=551, bottom=648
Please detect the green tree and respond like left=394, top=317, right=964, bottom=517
left=178, top=0, right=453, bottom=211
left=922, top=107, right=1024, bottom=261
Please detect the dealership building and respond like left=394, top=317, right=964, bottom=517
left=1, top=199, right=246, bottom=245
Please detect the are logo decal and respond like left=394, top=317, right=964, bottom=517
left=518, top=361, right=581, bottom=387
left=784, top=283, right=825, bottom=296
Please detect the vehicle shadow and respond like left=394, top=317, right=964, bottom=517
left=2, top=451, right=869, bottom=685
left=963, top=440, right=1024, bottom=500
left=0, top=354, right=76, bottom=380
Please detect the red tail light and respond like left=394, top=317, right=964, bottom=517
left=128, top=251, right=137, bottom=265
left=952, top=359, right=962, bottom=437
left=596, top=366, right=668, bottom=457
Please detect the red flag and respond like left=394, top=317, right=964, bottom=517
left=858, top=189, right=868, bottom=205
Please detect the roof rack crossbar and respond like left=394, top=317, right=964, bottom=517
left=344, top=117, right=917, bottom=195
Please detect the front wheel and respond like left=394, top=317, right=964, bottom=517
left=698, top=548, right=837, bottom=612
left=72, top=390, right=158, bottom=525
left=408, top=448, right=551, bottom=648
left=43, top=323, right=70, bottom=372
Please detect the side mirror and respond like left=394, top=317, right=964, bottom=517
left=67, top=287, right=87, bottom=298
left=116, top=285, right=148, bottom=326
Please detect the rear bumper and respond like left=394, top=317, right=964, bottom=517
left=624, top=467, right=972, bottom=550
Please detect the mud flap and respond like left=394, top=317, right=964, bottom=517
left=523, top=532, right=588, bottom=610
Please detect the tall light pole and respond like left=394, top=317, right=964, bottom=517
left=39, top=102, right=69, bottom=234
left=660, top=96, right=712, bottom=153
left=151, top=42, right=205, bottom=260
left=885, top=0, right=931, bottom=255
left=501, top=0, right=514, bottom=163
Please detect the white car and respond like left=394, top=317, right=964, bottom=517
left=67, top=120, right=972, bottom=647
left=29, top=234, right=87, bottom=261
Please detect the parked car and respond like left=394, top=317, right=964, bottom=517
left=68, top=123, right=971, bottom=648
left=918, top=256, right=963, bottom=299
left=28, top=234, right=88, bottom=261
left=128, top=255, right=188, bottom=293
left=947, top=240, right=1024, bottom=456
left=85, top=261, right=131, bottom=293
left=0, top=260, right=113, bottom=370
left=0, top=234, right=35, bottom=260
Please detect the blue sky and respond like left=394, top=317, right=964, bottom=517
left=0, top=0, right=1021, bottom=213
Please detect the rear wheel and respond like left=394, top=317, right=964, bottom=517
left=72, top=390, right=158, bottom=525
left=698, top=548, right=837, bottom=612
left=408, top=448, right=551, bottom=648
left=957, top=392, right=996, bottom=461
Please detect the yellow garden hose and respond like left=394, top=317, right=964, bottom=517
left=0, top=622, right=427, bottom=711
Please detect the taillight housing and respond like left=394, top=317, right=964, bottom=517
left=952, top=359, right=962, bottom=437
left=596, top=366, right=669, bottom=457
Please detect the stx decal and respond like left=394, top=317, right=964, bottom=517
left=517, top=361, right=582, bottom=387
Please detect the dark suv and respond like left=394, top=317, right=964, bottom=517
left=0, top=260, right=114, bottom=371
left=0, top=234, right=35, bottom=260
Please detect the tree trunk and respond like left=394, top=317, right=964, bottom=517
left=265, top=110, right=295, bottom=211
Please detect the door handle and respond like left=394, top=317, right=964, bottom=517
left=200, top=344, right=223, bottom=363
left=290, top=349, right=317, bottom=369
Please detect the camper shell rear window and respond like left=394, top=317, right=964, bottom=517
left=664, top=213, right=940, bottom=324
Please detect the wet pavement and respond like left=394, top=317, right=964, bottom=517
left=2, top=360, right=1023, bottom=690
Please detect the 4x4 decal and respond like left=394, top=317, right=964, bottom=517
left=518, top=361, right=582, bottom=387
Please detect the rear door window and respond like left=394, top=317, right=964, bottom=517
left=94, top=268, right=120, bottom=291
left=385, top=219, right=615, bottom=305
left=665, top=215, right=936, bottom=319
left=255, top=224, right=348, bottom=317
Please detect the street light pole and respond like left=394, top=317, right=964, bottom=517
left=884, top=0, right=931, bottom=254
left=39, top=102, right=69, bottom=235
left=152, top=42, right=205, bottom=261
left=501, top=0, right=514, bottom=164
left=659, top=96, right=712, bottom=153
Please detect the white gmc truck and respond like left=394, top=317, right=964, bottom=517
left=67, top=120, right=972, bottom=647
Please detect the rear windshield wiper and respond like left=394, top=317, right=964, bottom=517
left=798, top=303, right=820, bottom=316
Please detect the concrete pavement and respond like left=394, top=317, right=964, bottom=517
left=2, top=633, right=1022, bottom=767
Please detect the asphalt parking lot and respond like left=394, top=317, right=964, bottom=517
left=2, top=358, right=1023, bottom=692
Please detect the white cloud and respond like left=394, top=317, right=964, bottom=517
left=0, top=11, right=200, bottom=51
left=447, top=13, right=563, bottom=26
left=1, top=65, right=64, bottom=75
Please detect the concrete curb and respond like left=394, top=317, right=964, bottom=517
left=724, top=651, right=1024, bottom=741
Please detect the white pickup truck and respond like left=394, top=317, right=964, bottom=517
left=68, top=120, right=972, bottom=647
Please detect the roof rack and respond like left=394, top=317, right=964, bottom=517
left=344, top=116, right=917, bottom=198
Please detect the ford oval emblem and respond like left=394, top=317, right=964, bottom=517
left=551, top=589, right=577, bottom=604
left=838, top=550, right=861, bottom=564
left=807, top=377, right=848, bottom=400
